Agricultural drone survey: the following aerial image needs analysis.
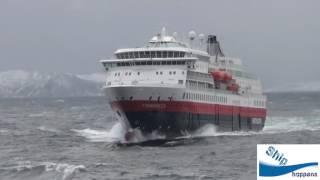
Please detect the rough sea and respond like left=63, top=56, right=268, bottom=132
left=0, top=92, right=320, bottom=180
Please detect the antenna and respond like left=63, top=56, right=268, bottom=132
left=173, top=32, right=178, bottom=40
left=199, top=33, right=205, bottom=49
left=161, top=27, right=166, bottom=38
left=188, top=30, right=196, bottom=48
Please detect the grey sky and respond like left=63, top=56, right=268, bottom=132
left=0, top=0, right=319, bottom=88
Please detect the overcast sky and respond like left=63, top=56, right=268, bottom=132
left=0, top=0, right=319, bottom=88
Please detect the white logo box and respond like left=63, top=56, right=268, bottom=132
left=257, top=144, right=320, bottom=180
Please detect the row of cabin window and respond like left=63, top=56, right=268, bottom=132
left=156, top=71, right=180, bottom=75
left=114, top=71, right=184, bottom=77
left=116, top=51, right=185, bottom=59
left=114, top=72, right=139, bottom=76
left=115, top=96, right=170, bottom=101
left=183, top=93, right=228, bottom=103
left=114, top=60, right=187, bottom=67
left=254, top=100, right=265, bottom=107
left=103, top=61, right=192, bottom=71
left=186, top=80, right=212, bottom=89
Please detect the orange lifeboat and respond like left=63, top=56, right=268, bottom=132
left=211, top=71, right=224, bottom=81
left=211, top=70, right=232, bottom=82
left=223, top=72, right=232, bottom=82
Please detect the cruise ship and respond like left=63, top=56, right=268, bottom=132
left=100, top=28, right=267, bottom=138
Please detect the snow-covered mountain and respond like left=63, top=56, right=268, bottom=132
left=0, top=70, right=106, bottom=98
left=265, top=81, right=320, bottom=93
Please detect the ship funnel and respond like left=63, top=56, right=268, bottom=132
left=207, top=35, right=224, bottom=57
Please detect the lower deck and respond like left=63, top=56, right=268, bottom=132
left=111, top=100, right=266, bottom=137
left=126, top=112, right=264, bottom=136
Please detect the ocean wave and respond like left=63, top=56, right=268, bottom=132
left=37, top=126, right=60, bottom=133
left=0, top=129, right=10, bottom=135
left=311, top=109, right=320, bottom=115
left=184, top=115, right=320, bottom=138
left=71, top=122, right=126, bottom=142
left=141, top=173, right=210, bottom=180
left=190, top=124, right=255, bottom=137
left=263, top=115, right=320, bottom=133
left=72, top=114, right=320, bottom=143
left=28, top=111, right=53, bottom=118
left=0, top=161, right=85, bottom=180
left=54, top=99, right=65, bottom=103
left=72, top=122, right=166, bottom=143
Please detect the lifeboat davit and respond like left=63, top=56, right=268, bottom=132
left=227, top=82, right=240, bottom=93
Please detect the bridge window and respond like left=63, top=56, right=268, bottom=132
left=140, top=52, right=145, bottom=58
left=112, top=60, right=187, bottom=67
left=151, top=51, right=156, bottom=58
left=129, top=52, right=134, bottom=58
left=163, top=51, right=168, bottom=58
left=156, top=51, right=161, bottom=58
left=145, top=51, right=150, bottom=58
left=134, top=52, right=139, bottom=58
left=117, top=51, right=185, bottom=59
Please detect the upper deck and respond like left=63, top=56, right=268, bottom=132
left=100, top=28, right=264, bottom=95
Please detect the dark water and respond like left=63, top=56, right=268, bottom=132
left=0, top=92, right=320, bottom=180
